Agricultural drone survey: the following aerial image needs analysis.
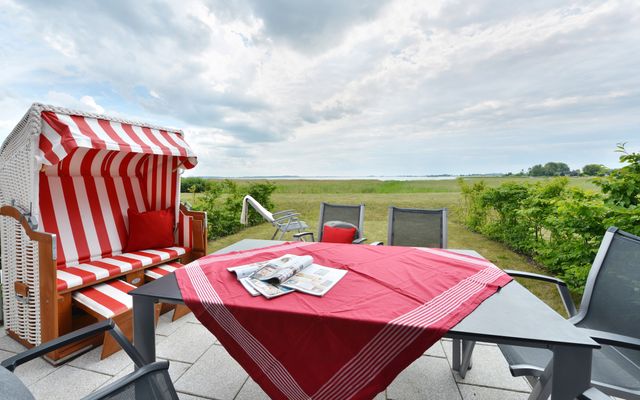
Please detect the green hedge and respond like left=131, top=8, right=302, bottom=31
left=193, top=180, right=276, bottom=240
left=458, top=145, right=640, bottom=292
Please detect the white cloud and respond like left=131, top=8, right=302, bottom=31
left=1, top=0, right=639, bottom=175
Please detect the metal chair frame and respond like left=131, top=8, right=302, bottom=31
left=498, top=227, right=640, bottom=400
left=1, top=320, right=179, bottom=400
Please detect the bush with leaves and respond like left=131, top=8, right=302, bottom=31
left=180, top=177, right=211, bottom=193
left=193, top=180, right=276, bottom=240
left=459, top=144, right=640, bottom=292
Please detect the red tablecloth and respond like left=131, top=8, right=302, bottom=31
left=176, top=242, right=511, bottom=400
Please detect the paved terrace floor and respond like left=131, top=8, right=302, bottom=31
left=1, top=312, right=532, bottom=400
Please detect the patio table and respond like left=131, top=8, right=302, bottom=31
left=130, top=239, right=599, bottom=400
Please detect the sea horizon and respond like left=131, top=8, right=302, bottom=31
left=196, top=174, right=506, bottom=181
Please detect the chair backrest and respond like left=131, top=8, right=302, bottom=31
left=387, top=207, right=447, bottom=248
left=574, top=227, right=640, bottom=364
left=242, top=195, right=274, bottom=223
left=318, top=203, right=365, bottom=241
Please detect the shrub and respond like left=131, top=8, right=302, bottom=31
left=181, top=177, right=211, bottom=193
left=193, top=180, right=276, bottom=240
left=459, top=144, right=640, bottom=292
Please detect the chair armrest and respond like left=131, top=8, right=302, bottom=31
left=578, top=328, right=640, bottom=351
left=293, top=232, right=315, bottom=242
left=352, top=237, right=367, bottom=244
left=1, top=320, right=145, bottom=371
left=273, top=209, right=295, bottom=216
left=503, top=270, right=577, bottom=317
left=370, top=241, right=384, bottom=246
left=273, top=213, right=300, bottom=223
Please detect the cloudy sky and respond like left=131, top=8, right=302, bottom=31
left=1, top=0, right=639, bottom=177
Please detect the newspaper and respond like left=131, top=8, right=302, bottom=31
left=281, top=264, right=347, bottom=297
left=228, top=254, right=347, bottom=299
left=251, top=255, right=313, bottom=283
left=227, top=260, right=271, bottom=296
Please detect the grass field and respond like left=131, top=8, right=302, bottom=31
left=193, top=176, right=597, bottom=314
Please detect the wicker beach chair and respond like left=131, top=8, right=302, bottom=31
left=0, top=104, right=207, bottom=360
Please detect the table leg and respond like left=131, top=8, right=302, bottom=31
left=459, top=340, right=475, bottom=378
left=452, top=339, right=461, bottom=371
left=133, top=295, right=157, bottom=364
left=529, top=345, right=592, bottom=400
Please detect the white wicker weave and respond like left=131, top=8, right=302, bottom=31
left=0, top=105, right=42, bottom=345
left=0, top=103, right=188, bottom=347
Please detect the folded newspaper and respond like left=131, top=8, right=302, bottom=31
left=227, top=254, right=347, bottom=298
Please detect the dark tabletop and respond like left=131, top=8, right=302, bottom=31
left=130, top=239, right=598, bottom=349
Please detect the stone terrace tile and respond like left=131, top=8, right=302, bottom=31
left=178, top=393, right=213, bottom=400
left=234, top=378, right=270, bottom=400
left=2, top=320, right=532, bottom=400
left=442, top=341, right=530, bottom=392
left=424, top=340, right=447, bottom=358
left=156, top=310, right=193, bottom=337
left=1, top=348, right=57, bottom=386
left=387, top=356, right=462, bottom=400
left=0, top=334, right=29, bottom=353
left=157, top=322, right=216, bottom=363
left=28, top=365, right=111, bottom=399
left=68, top=345, right=134, bottom=375
left=458, top=384, right=530, bottom=400
left=174, top=344, right=248, bottom=400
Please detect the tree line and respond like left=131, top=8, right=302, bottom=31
left=509, top=162, right=611, bottom=177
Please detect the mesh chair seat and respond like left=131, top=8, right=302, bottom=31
left=87, top=361, right=177, bottom=400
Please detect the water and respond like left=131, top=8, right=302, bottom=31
left=216, top=175, right=459, bottom=181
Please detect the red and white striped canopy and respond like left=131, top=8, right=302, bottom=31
left=38, top=111, right=197, bottom=169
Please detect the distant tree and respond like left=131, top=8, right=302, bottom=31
left=528, top=162, right=571, bottom=176
left=181, top=177, right=210, bottom=193
left=529, top=164, right=546, bottom=176
left=543, top=162, right=571, bottom=176
left=569, top=169, right=581, bottom=176
left=582, top=164, right=609, bottom=176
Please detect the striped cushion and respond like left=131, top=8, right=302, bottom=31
left=57, top=246, right=187, bottom=292
left=73, top=280, right=135, bottom=318
left=144, top=262, right=184, bottom=280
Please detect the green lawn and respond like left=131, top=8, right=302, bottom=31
left=194, top=176, right=596, bottom=315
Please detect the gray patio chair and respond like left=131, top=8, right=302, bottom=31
left=293, top=202, right=366, bottom=244
left=1, top=319, right=178, bottom=400
left=240, top=195, right=309, bottom=240
left=498, top=227, right=640, bottom=400
left=386, top=207, right=447, bottom=248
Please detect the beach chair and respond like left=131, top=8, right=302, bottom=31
left=0, top=104, right=207, bottom=361
left=386, top=207, right=447, bottom=248
left=498, top=227, right=640, bottom=399
left=240, top=195, right=308, bottom=239
left=294, top=202, right=366, bottom=244
left=1, top=320, right=179, bottom=399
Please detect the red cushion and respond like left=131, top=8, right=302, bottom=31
left=322, top=225, right=357, bottom=244
left=125, top=208, right=174, bottom=252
